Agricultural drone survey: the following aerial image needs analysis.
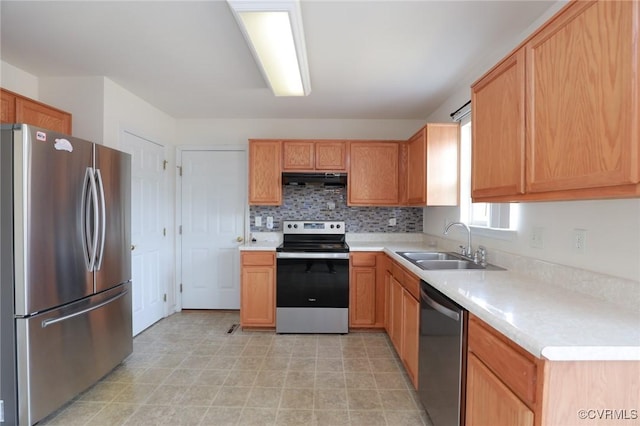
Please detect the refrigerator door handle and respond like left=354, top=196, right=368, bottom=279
left=87, top=168, right=100, bottom=271
left=80, top=167, right=96, bottom=270
left=41, top=289, right=128, bottom=328
left=95, top=169, right=106, bottom=270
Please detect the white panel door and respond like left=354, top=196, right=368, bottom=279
left=180, top=149, right=246, bottom=309
left=122, top=131, right=167, bottom=335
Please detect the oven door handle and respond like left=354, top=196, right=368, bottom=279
left=276, top=252, right=350, bottom=260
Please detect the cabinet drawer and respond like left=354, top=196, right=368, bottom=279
left=241, top=252, right=275, bottom=266
left=351, top=252, right=377, bottom=267
left=402, top=271, right=420, bottom=301
left=391, top=261, right=404, bottom=281
left=468, top=316, right=537, bottom=406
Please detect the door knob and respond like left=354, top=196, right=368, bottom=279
left=131, top=244, right=136, bottom=251
left=236, top=236, right=244, bottom=242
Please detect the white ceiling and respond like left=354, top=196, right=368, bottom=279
left=0, top=1, right=556, bottom=120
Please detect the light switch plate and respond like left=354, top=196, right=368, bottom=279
left=255, top=216, right=262, bottom=227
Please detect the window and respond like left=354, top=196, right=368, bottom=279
left=458, top=117, right=517, bottom=235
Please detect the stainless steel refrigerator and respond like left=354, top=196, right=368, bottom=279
left=0, top=124, right=132, bottom=425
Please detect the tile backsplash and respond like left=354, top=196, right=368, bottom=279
left=250, top=184, right=423, bottom=232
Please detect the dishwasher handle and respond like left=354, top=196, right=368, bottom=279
left=421, top=288, right=460, bottom=321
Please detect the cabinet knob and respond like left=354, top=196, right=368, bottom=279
left=236, top=236, right=244, bottom=242
left=131, top=244, right=136, bottom=251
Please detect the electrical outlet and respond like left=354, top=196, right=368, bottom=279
left=530, top=226, right=544, bottom=249
left=327, top=202, right=335, bottom=210
left=573, top=229, right=587, bottom=253
left=388, top=218, right=396, bottom=226
left=254, top=216, right=262, bottom=227
left=266, top=216, right=274, bottom=230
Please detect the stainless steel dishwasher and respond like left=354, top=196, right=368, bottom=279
left=418, top=280, right=467, bottom=426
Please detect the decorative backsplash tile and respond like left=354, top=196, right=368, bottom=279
left=250, top=184, right=423, bottom=233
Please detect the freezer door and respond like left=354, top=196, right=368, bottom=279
left=15, top=283, right=132, bottom=426
left=14, top=125, right=94, bottom=316
left=94, top=144, right=131, bottom=293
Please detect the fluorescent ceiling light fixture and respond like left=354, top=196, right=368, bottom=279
left=228, top=0, right=311, bottom=96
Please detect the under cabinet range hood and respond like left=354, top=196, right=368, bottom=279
left=282, top=172, right=347, bottom=186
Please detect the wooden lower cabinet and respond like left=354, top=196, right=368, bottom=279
left=466, top=315, right=538, bottom=425
left=385, top=257, right=419, bottom=389
left=466, top=353, right=534, bottom=426
left=401, top=288, right=419, bottom=389
left=349, top=252, right=385, bottom=328
left=240, top=251, right=275, bottom=328
left=466, top=313, right=640, bottom=426
left=389, top=276, right=404, bottom=354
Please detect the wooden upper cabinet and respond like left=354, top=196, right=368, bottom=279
left=525, top=0, right=640, bottom=194
left=348, top=141, right=399, bottom=205
left=283, top=140, right=315, bottom=170
left=2, top=88, right=72, bottom=135
left=407, top=124, right=460, bottom=206
left=471, top=50, right=526, bottom=200
left=406, top=129, right=426, bottom=204
left=315, top=141, right=347, bottom=171
left=282, top=140, right=347, bottom=172
left=1, top=89, right=16, bottom=123
left=248, top=140, right=282, bottom=205
left=472, top=0, right=640, bottom=202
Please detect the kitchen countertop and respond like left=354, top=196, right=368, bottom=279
left=240, top=240, right=640, bottom=361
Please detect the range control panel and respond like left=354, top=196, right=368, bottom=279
left=282, top=221, right=346, bottom=234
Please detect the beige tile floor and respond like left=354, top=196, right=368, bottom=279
left=41, top=310, right=432, bottom=426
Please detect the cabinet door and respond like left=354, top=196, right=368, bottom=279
left=525, top=0, right=640, bottom=194
left=406, top=129, right=426, bottom=205
left=15, top=97, right=72, bottom=134
left=315, top=141, right=347, bottom=171
left=389, top=277, right=404, bottom=354
left=471, top=50, right=526, bottom=199
left=283, top=140, right=315, bottom=171
left=466, top=353, right=534, bottom=426
left=249, top=140, right=282, bottom=205
left=1, top=89, right=16, bottom=123
left=240, top=253, right=275, bottom=327
left=348, top=141, right=399, bottom=205
left=384, top=269, right=392, bottom=335
left=402, top=290, right=420, bottom=389
left=426, top=124, right=460, bottom=206
left=349, top=267, right=377, bottom=327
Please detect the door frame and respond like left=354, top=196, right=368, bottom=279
left=118, top=128, right=172, bottom=324
left=175, top=145, right=248, bottom=312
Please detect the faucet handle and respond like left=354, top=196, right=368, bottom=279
left=476, top=245, right=487, bottom=265
left=458, top=245, right=467, bottom=256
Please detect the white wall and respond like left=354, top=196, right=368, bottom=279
left=424, top=1, right=640, bottom=282
left=176, top=118, right=425, bottom=147
left=39, top=76, right=105, bottom=143
left=0, top=61, right=38, bottom=98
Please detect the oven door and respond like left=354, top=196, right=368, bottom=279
left=276, top=252, right=349, bottom=308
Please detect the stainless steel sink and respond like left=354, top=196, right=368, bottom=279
left=396, top=252, right=460, bottom=261
left=416, top=259, right=485, bottom=270
left=396, top=251, right=505, bottom=271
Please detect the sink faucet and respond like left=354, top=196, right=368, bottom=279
left=444, top=222, right=472, bottom=257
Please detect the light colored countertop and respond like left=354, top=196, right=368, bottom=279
left=241, top=239, right=640, bottom=361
